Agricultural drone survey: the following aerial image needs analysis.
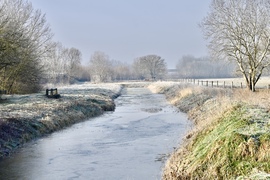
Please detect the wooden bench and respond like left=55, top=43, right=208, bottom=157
left=46, top=88, right=61, bottom=99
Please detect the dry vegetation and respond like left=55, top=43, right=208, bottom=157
left=148, top=81, right=270, bottom=179
left=0, top=83, right=122, bottom=159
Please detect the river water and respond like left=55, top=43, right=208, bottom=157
left=0, top=88, right=191, bottom=180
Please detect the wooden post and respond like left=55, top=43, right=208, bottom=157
left=223, top=81, right=225, bottom=88
left=46, top=89, right=49, bottom=96
left=240, top=82, right=243, bottom=89
left=206, top=81, right=208, bottom=86
left=211, top=81, right=213, bottom=87
left=217, top=81, right=219, bottom=87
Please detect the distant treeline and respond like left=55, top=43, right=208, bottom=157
left=174, top=55, right=235, bottom=79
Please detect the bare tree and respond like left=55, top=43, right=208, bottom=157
left=44, top=42, right=66, bottom=84
left=64, top=47, right=82, bottom=83
left=89, top=51, right=112, bottom=83
left=76, top=65, right=91, bottom=82
left=200, top=0, right=270, bottom=91
left=133, top=55, right=167, bottom=80
left=132, top=58, right=147, bottom=80
left=111, top=60, right=131, bottom=81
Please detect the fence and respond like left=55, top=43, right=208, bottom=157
left=197, top=80, right=244, bottom=89
left=173, top=79, right=270, bottom=90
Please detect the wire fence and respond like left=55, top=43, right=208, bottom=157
left=170, top=78, right=270, bottom=90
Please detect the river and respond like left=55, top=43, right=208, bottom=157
left=0, top=88, right=191, bottom=180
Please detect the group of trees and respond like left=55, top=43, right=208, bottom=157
left=0, top=0, right=84, bottom=93
left=176, top=55, right=233, bottom=79
left=88, top=51, right=132, bottom=83
left=44, top=42, right=82, bottom=85
left=88, top=52, right=167, bottom=82
left=88, top=51, right=113, bottom=83
left=0, top=0, right=52, bottom=93
left=132, top=55, right=167, bottom=80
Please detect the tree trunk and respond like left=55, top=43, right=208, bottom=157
left=244, top=75, right=255, bottom=92
left=251, top=82, right=255, bottom=92
left=243, top=73, right=252, bottom=91
left=251, top=71, right=257, bottom=92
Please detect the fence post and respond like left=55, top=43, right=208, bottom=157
left=206, top=81, right=208, bottom=86
left=211, top=81, right=213, bottom=87
left=217, top=81, right=219, bottom=87
left=223, top=81, right=225, bottom=88
left=240, top=82, right=243, bottom=89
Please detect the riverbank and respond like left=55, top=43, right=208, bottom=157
left=148, top=82, right=270, bottom=179
left=0, top=83, right=122, bottom=159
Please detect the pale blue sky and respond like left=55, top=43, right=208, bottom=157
left=31, top=0, right=211, bottom=68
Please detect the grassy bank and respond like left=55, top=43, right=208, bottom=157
left=148, top=82, right=270, bottom=179
left=0, top=83, right=122, bottom=159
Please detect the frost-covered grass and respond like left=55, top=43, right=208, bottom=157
left=148, top=81, right=270, bottom=179
left=0, top=82, right=122, bottom=159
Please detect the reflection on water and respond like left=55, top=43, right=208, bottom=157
left=0, top=88, right=192, bottom=180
